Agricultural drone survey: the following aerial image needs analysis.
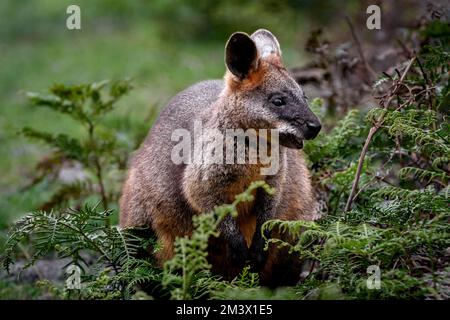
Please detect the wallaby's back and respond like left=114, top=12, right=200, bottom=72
left=120, top=80, right=224, bottom=250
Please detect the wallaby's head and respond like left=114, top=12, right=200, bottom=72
left=223, top=29, right=321, bottom=149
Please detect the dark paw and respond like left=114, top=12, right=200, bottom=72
left=228, top=236, right=249, bottom=267
left=249, top=234, right=268, bottom=271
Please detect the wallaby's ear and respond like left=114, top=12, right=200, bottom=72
left=250, top=29, right=281, bottom=59
left=225, top=32, right=258, bottom=80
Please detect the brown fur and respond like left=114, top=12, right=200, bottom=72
left=120, top=29, right=321, bottom=285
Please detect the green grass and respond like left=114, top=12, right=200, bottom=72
left=0, top=279, right=48, bottom=300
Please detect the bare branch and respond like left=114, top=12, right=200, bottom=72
left=345, top=16, right=377, bottom=80
left=344, top=57, right=416, bottom=212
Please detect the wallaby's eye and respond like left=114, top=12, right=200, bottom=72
left=272, top=97, right=285, bottom=107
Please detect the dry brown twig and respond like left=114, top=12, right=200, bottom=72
left=344, top=56, right=416, bottom=212
left=345, top=16, right=378, bottom=80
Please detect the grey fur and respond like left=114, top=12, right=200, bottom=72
left=120, top=29, right=321, bottom=284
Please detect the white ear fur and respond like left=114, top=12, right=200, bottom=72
left=250, top=29, right=281, bottom=58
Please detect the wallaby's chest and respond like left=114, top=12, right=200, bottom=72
left=221, top=166, right=261, bottom=247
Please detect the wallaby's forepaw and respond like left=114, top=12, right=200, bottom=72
left=249, top=232, right=268, bottom=271
left=228, top=235, right=249, bottom=267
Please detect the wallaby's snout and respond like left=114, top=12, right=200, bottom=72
left=303, top=109, right=321, bottom=140
left=304, top=119, right=321, bottom=140
left=277, top=102, right=321, bottom=149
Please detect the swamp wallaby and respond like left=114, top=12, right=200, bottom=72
left=120, top=29, right=322, bottom=286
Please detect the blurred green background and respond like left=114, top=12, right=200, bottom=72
left=0, top=0, right=360, bottom=230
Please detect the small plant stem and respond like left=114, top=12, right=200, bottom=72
left=18, top=243, right=44, bottom=280
left=416, top=57, right=436, bottom=131
left=94, top=156, right=108, bottom=212
left=87, top=121, right=109, bottom=216
left=344, top=126, right=377, bottom=212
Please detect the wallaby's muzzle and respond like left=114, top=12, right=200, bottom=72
left=304, top=119, right=321, bottom=140
left=278, top=108, right=321, bottom=149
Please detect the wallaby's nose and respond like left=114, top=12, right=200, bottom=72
left=304, top=121, right=321, bottom=140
